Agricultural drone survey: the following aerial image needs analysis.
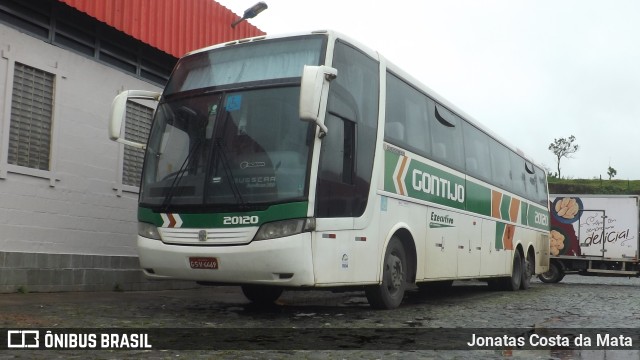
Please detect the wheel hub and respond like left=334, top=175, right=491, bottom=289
left=386, top=254, right=403, bottom=291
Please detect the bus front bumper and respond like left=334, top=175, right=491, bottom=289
left=137, top=233, right=315, bottom=286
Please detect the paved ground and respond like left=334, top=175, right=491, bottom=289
left=1, top=276, right=639, bottom=359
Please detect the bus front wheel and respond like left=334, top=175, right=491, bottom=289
left=241, top=285, right=283, bottom=305
left=365, top=237, right=407, bottom=310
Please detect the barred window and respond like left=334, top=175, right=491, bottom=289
left=123, top=101, right=153, bottom=187
left=8, top=62, right=55, bottom=171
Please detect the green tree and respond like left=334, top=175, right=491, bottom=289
left=607, top=166, right=617, bottom=180
left=548, top=135, right=579, bottom=179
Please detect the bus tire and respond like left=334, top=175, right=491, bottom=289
left=538, top=261, right=565, bottom=283
left=506, top=250, right=524, bottom=290
left=521, top=251, right=534, bottom=290
left=365, top=237, right=407, bottom=310
left=488, top=251, right=522, bottom=291
left=241, top=285, right=283, bottom=305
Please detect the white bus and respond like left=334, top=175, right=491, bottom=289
left=109, top=30, right=550, bottom=309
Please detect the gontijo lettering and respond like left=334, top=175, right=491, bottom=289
left=412, top=169, right=465, bottom=203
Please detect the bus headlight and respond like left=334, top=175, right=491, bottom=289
left=254, top=218, right=315, bottom=241
left=138, top=222, right=162, bottom=240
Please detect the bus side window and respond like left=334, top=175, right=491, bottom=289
left=462, top=122, right=492, bottom=183
left=385, top=122, right=405, bottom=143
left=430, top=103, right=464, bottom=171
left=525, top=162, right=539, bottom=202
left=490, top=141, right=510, bottom=190
left=510, top=152, right=527, bottom=198
left=384, top=72, right=430, bottom=158
left=536, top=166, right=549, bottom=205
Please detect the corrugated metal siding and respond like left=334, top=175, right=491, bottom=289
left=59, top=0, right=265, bottom=58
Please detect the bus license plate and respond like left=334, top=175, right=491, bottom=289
left=189, top=257, right=218, bottom=269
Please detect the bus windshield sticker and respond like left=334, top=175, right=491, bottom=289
left=225, top=95, right=242, bottom=111
left=208, top=104, right=218, bottom=116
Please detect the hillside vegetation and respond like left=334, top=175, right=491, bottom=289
left=548, top=178, right=640, bottom=195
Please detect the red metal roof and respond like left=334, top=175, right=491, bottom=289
left=59, top=0, right=265, bottom=58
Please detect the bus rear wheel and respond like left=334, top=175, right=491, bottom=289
left=241, top=285, right=283, bottom=305
left=488, top=251, right=523, bottom=291
left=521, top=251, right=534, bottom=290
left=365, top=237, right=407, bottom=310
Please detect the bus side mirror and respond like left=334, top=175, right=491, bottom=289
left=109, top=90, right=161, bottom=149
left=299, top=65, right=337, bottom=138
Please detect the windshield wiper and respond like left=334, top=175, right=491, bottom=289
left=214, top=138, right=245, bottom=207
left=161, top=139, right=203, bottom=212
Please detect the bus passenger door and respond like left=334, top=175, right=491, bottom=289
left=457, top=216, right=482, bottom=277
left=425, top=208, right=458, bottom=279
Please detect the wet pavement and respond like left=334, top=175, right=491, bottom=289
left=1, top=276, right=639, bottom=359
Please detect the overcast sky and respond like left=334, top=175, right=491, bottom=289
left=220, top=0, right=640, bottom=180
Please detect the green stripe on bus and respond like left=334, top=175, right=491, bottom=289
left=500, top=194, right=511, bottom=221
left=138, top=201, right=309, bottom=228
left=384, top=149, right=401, bottom=193
left=383, top=146, right=549, bottom=229
left=466, top=181, right=491, bottom=216
left=400, top=158, right=466, bottom=211
left=521, top=202, right=529, bottom=226
left=495, top=222, right=506, bottom=250
left=526, top=204, right=550, bottom=231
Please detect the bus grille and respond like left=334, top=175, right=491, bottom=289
left=158, top=227, right=259, bottom=245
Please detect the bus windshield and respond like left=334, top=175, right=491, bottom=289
left=139, top=35, right=326, bottom=211
left=140, top=86, right=314, bottom=211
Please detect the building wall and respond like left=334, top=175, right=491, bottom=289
left=0, top=25, right=192, bottom=292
